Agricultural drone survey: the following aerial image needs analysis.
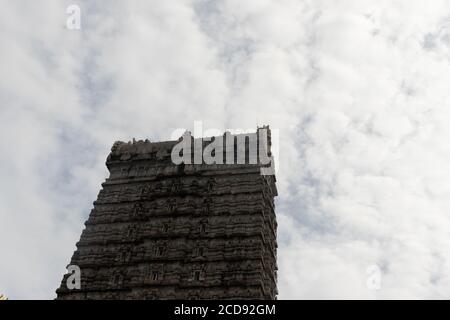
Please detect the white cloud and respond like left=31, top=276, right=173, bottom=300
left=1, top=0, right=450, bottom=299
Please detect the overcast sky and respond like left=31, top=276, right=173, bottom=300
left=1, top=0, right=450, bottom=299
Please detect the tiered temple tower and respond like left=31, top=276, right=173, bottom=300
left=56, top=127, right=278, bottom=299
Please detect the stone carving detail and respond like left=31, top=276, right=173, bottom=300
left=171, top=179, right=182, bottom=193
left=202, top=198, right=213, bottom=214
left=132, top=203, right=144, bottom=219
left=167, top=199, right=177, bottom=214
left=207, top=178, right=215, bottom=192
left=56, top=128, right=278, bottom=300
left=110, top=271, right=124, bottom=288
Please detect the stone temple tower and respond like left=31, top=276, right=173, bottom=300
left=56, top=126, right=278, bottom=299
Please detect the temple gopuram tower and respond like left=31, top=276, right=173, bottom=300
left=56, top=126, right=278, bottom=299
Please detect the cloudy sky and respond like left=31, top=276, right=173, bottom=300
left=1, top=0, right=450, bottom=299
